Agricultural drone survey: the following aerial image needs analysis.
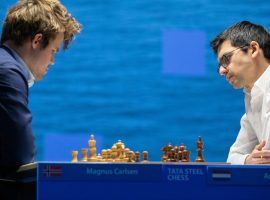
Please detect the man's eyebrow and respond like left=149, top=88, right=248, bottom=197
left=218, top=51, right=230, bottom=61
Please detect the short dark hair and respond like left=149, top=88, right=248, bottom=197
left=211, top=21, right=270, bottom=59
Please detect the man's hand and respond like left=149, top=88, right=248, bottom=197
left=245, top=140, right=270, bottom=164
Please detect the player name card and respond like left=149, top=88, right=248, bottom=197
left=40, top=163, right=162, bottom=182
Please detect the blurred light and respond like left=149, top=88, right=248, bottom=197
left=43, top=133, right=103, bottom=161
left=162, top=30, right=206, bottom=76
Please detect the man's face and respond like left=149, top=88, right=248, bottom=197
left=30, top=33, right=64, bottom=81
left=217, top=40, right=252, bottom=89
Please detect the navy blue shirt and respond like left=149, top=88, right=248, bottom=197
left=0, top=45, right=35, bottom=170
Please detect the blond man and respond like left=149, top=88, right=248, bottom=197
left=0, top=0, right=81, bottom=178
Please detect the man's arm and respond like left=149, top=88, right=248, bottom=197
left=244, top=93, right=270, bottom=164
left=227, top=114, right=258, bottom=164
left=0, top=67, right=35, bottom=168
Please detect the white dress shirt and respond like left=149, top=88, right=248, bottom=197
left=227, top=65, right=270, bottom=164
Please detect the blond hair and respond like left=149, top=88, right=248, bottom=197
left=1, top=0, right=81, bottom=49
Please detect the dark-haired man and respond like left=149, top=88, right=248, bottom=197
left=211, top=21, right=270, bottom=164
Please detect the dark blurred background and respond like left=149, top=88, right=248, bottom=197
left=1, top=0, right=269, bottom=162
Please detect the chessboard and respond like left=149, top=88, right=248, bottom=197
left=71, top=135, right=206, bottom=163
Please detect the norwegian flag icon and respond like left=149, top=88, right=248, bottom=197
left=43, top=165, right=63, bottom=177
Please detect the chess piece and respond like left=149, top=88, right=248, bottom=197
left=101, top=149, right=108, bottom=161
left=116, top=140, right=125, bottom=158
left=124, top=148, right=130, bottom=161
left=173, top=146, right=179, bottom=152
left=121, top=148, right=129, bottom=162
left=81, top=148, right=88, bottom=162
left=170, top=149, right=176, bottom=162
left=130, top=151, right=135, bottom=162
left=135, top=151, right=140, bottom=162
left=161, top=144, right=173, bottom=162
left=195, top=136, right=205, bottom=162
left=167, top=144, right=173, bottom=152
left=111, top=144, right=118, bottom=161
left=161, top=152, right=167, bottom=162
left=186, top=150, right=191, bottom=162
left=177, top=150, right=183, bottom=162
left=161, top=145, right=168, bottom=162
left=179, top=144, right=185, bottom=151
left=107, top=149, right=113, bottom=162
left=71, top=150, right=78, bottom=163
left=167, top=150, right=174, bottom=162
left=96, top=153, right=102, bottom=162
left=178, top=144, right=185, bottom=162
left=173, top=146, right=179, bottom=161
left=88, top=134, right=97, bottom=162
left=182, top=150, right=188, bottom=162
left=142, top=151, right=149, bottom=162
left=171, top=148, right=176, bottom=162
left=126, top=151, right=132, bottom=162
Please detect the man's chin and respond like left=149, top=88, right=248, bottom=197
left=34, top=75, right=44, bottom=81
left=229, top=79, right=242, bottom=89
left=231, top=82, right=243, bottom=89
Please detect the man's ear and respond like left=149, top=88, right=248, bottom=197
left=31, top=33, right=43, bottom=49
left=250, top=41, right=260, bottom=59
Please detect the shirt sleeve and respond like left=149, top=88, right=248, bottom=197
left=0, top=67, right=36, bottom=168
left=227, top=114, right=258, bottom=164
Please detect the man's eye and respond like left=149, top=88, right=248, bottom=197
left=222, top=54, right=231, bottom=64
left=221, top=56, right=227, bottom=63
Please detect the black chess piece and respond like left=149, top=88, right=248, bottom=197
left=182, top=150, right=188, bottom=162
left=142, top=151, right=149, bottom=162
left=135, top=151, right=140, bottom=162
left=195, top=136, right=205, bottom=162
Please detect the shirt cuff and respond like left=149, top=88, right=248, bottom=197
left=227, top=154, right=249, bottom=165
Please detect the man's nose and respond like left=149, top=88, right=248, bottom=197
left=219, top=66, right=228, bottom=76
left=50, top=56, right=55, bottom=65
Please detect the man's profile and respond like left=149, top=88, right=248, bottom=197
left=211, top=21, right=270, bottom=164
left=0, top=0, right=81, bottom=178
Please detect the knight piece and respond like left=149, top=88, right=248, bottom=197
left=161, top=143, right=173, bottom=162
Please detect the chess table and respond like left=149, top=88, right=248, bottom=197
left=18, top=162, right=270, bottom=200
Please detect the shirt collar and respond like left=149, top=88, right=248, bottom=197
left=253, top=65, right=270, bottom=91
left=3, top=43, right=35, bottom=88
left=243, top=87, right=251, bottom=96
left=244, top=65, right=270, bottom=97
